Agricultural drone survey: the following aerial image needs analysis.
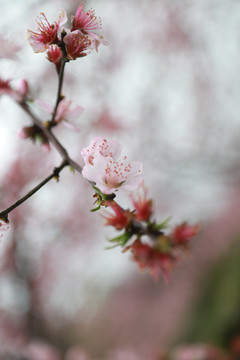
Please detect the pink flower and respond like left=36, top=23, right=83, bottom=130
left=171, top=223, right=199, bottom=246
left=0, top=34, right=21, bottom=59
left=173, top=345, right=227, bottom=360
left=46, top=45, right=62, bottom=69
left=0, top=77, right=28, bottom=101
left=71, top=3, right=101, bottom=33
left=81, top=137, right=143, bottom=194
left=0, top=78, right=14, bottom=97
left=27, top=10, right=67, bottom=53
left=71, top=2, right=108, bottom=51
left=64, top=30, right=91, bottom=60
left=81, top=136, right=121, bottom=165
left=125, top=239, right=174, bottom=282
left=16, top=79, right=28, bottom=99
left=130, top=187, right=153, bottom=222
left=36, top=98, right=84, bottom=130
left=103, top=201, right=132, bottom=230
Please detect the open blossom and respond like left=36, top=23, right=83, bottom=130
left=36, top=98, right=83, bottom=130
left=81, top=137, right=143, bottom=194
left=64, top=30, right=91, bottom=60
left=27, top=10, right=67, bottom=52
left=71, top=2, right=108, bottom=51
left=28, top=5, right=107, bottom=57
left=81, top=136, right=122, bottom=165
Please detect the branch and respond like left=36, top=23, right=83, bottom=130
left=19, top=101, right=83, bottom=174
left=51, top=48, right=67, bottom=124
left=0, top=160, right=68, bottom=222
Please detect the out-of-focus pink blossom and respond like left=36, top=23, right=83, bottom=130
left=125, top=239, right=174, bottom=282
left=27, top=10, right=67, bottom=53
left=36, top=98, right=84, bottom=130
left=15, top=79, right=28, bottom=99
left=71, top=2, right=108, bottom=51
left=171, top=223, right=199, bottom=247
left=107, top=347, right=145, bottom=360
left=0, top=78, right=14, bottom=97
left=94, top=108, right=124, bottom=132
left=47, top=45, right=62, bottom=69
left=26, top=341, right=62, bottom=360
left=0, top=34, right=21, bottom=59
left=66, top=346, right=90, bottom=360
left=81, top=137, right=143, bottom=194
left=0, top=77, right=28, bottom=101
left=64, top=30, right=91, bottom=60
left=172, top=344, right=229, bottom=360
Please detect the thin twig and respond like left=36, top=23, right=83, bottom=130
left=51, top=56, right=67, bottom=123
left=0, top=160, right=68, bottom=222
left=19, top=101, right=83, bottom=174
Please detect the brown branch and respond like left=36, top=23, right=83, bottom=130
left=19, top=101, right=83, bottom=174
left=51, top=50, right=67, bottom=124
left=0, top=160, right=68, bottom=222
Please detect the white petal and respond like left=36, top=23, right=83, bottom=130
left=56, top=9, right=68, bottom=26
left=121, top=176, right=144, bottom=191
left=62, top=120, right=80, bottom=132
left=35, top=98, right=53, bottom=114
left=64, top=105, right=84, bottom=120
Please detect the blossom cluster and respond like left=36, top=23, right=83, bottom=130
left=27, top=2, right=108, bottom=66
left=102, top=189, right=199, bottom=281
left=0, top=3, right=199, bottom=283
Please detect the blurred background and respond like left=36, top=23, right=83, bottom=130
left=1, top=0, right=240, bottom=359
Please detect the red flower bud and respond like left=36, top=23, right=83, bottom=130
left=103, top=201, right=132, bottom=231
left=130, top=187, right=153, bottom=222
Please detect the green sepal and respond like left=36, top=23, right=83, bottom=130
left=68, top=165, right=74, bottom=173
left=154, top=216, right=172, bottom=231
left=90, top=203, right=101, bottom=212
left=35, top=134, right=44, bottom=144
left=155, top=235, right=172, bottom=253
left=92, top=186, right=115, bottom=201
left=107, top=231, right=132, bottom=248
left=105, top=243, right=121, bottom=250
